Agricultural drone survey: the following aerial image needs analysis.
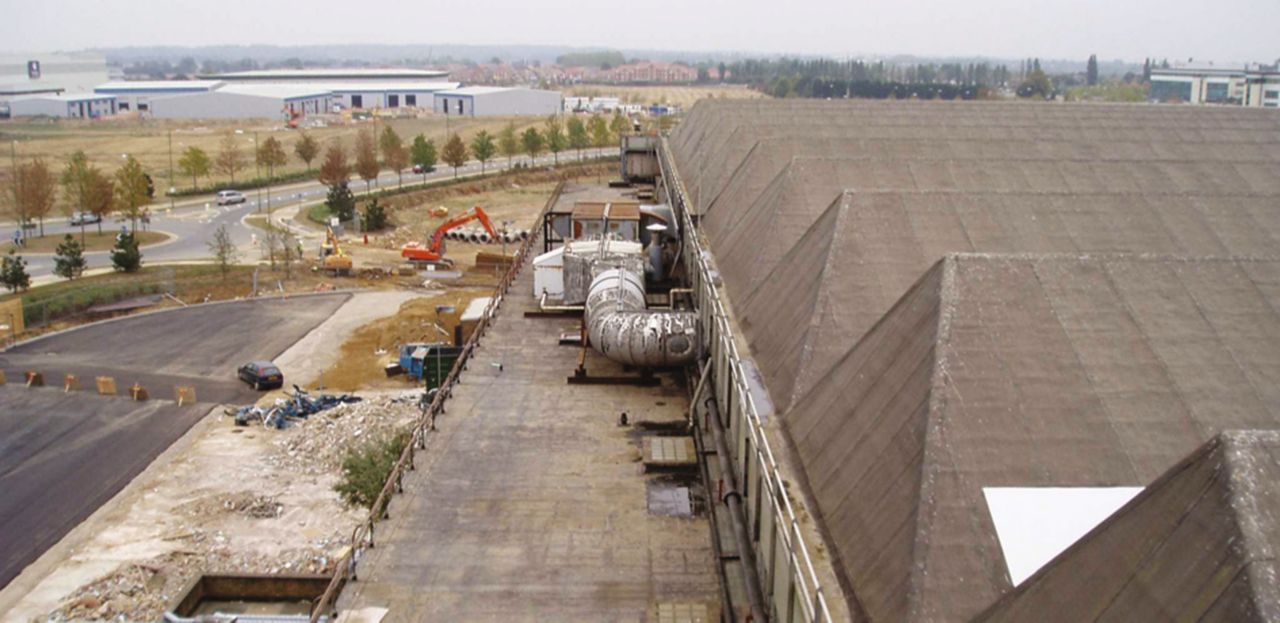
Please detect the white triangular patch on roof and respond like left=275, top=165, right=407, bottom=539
left=983, top=486, right=1143, bottom=585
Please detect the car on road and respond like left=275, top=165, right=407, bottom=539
left=69, top=212, right=102, bottom=226
left=412, top=164, right=435, bottom=174
left=216, top=190, right=247, bottom=205
left=237, top=360, right=283, bottom=390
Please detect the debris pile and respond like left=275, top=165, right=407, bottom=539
left=268, top=392, right=423, bottom=474
left=47, top=532, right=346, bottom=623
left=227, top=385, right=363, bottom=429
left=175, top=492, right=284, bottom=519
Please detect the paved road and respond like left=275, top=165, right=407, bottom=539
left=0, top=293, right=351, bottom=590
left=10, top=148, right=619, bottom=281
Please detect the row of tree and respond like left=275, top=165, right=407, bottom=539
left=177, top=132, right=319, bottom=189
left=7, top=151, right=154, bottom=243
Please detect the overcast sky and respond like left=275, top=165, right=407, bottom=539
left=3, top=0, right=1277, bottom=64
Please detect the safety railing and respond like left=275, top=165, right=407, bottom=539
left=309, top=182, right=566, bottom=622
left=658, top=139, right=834, bottom=623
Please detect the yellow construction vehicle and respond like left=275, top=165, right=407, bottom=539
left=321, top=226, right=353, bottom=276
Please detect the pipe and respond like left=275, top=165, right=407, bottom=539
left=703, top=385, right=770, bottom=623
left=585, top=267, right=697, bottom=367
left=539, top=292, right=584, bottom=312
left=478, top=232, right=493, bottom=244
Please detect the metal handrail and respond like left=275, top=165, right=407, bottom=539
left=309, top=182, right=566, bottom=622
left=658, top=139, right=833, bottom=622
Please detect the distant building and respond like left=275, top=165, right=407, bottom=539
left=195, top=68, right=450, bottom=83
left=314, top=82, right=459, bottom=111
left=145, top=84, right=332, bottom=120
left=1150, top=64, right=1280, bottom=107
left=564, top=96, right=621, bottom=113
left=7, top=93, right=117, bottom=118
left=95, top=80, right=224, bottom=113
left=0, top=53, right=109, bottom=99
left=603, top=62, right=698, bottom=84
left=434, top=87, right=562, bottom=117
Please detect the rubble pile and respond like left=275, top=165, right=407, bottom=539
left=268, top=393, right=422, bottom=474
left=47, top=531, right=346, bottom=622
left=175, top=492, right=284, bottom=519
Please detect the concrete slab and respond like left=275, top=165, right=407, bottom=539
left=336, top=230, right=719, bottom=620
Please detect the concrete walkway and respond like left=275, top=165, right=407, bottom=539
left=337, top=244, right=719, bottom=620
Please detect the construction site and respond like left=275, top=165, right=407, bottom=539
left=3, top=98, right=1280, bottom=623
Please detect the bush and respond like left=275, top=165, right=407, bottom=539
left=362, top=198, right=389, bottom=231
left=168, top=169, right=317, bottom=198
left=111, top=231, right=142, bottom=273
left=334, top=430, right=410, bottom=509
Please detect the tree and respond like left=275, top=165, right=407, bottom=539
left=470, top=130, right=496, bottom=174
left=61, top=151, right=95, bottom=230
left=521, top=127, right=545, bottom=164
left=589, top=114, right=612, bottom=155
left=409, top=134, right=437, bottom=181
left=543, top=115, right=566, bottom=165
left=380, top=127, right=408, bottom=188
left=294, top=132, right=319, bottom=169
left=1017, top=59, right=1053, bottom=99
left=86, top=172, right=114, bottom=234
left=362, top=198, right=389, bottom=231
left=354, top=129, right=380, bottom=194
left=279, top=227, right=300, bottom=279
left=498, top=122, right=520, bottom=167
left=214, top=134, right=246, bottom=185
left=1, top=250, right=30, bottom=292
left=567, top=117, right=589, bottom=161
left=1086, top=54, right=1099, bottom=86
left=256, top=136, right=288, bottom=179
left=178, top=146, right=212, bottom=188
left=609, top=112, right=629, bottom=139
left=326, top=182, right=356, bottom=222
left=53, top=234, right=85, bottom=280
left=718, top=62, right=727, bottom=81
left=1142, top=58, right=1152, bottom=83
left=111, top=230, right=142, bottom=272
left=114, top=155, right=150, bottom=232
left=318, top=142, right=350, bottom=187
left=441, top=134, right=468, bottom=178
left=12, top=159, right=56, bottom=237
left=207, top=223, right=238, bottom=279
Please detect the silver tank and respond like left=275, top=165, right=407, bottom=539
left=585, top=268, right=697, bottom=367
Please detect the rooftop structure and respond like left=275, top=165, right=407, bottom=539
left=0, top=53, right=108, bottom=98
left=663, top=99, right=1280, bottom=621
left=195, top=67, right=449, bottom=82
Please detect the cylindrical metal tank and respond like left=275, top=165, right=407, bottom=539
left=585, top=268, right=697, bottom=367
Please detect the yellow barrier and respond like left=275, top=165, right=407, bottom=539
left=174, top=386, right=197, bottom=407
left=96, top=376, right=117, bottom=396
left=25, top=371, right=44, bottom=387
left=0, top=370, right=6, bottom=385
left=64, top=374, right=80, bottom=392
left=130, top=383, right=149, bottom=401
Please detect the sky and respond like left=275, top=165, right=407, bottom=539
left=2, top=0, right=1278, bottom=64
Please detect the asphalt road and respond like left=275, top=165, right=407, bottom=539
left=0, top=293, right=351, bottom=590
left=10, top=148, right=618, bottom=281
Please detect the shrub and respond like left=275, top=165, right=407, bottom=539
left=334, top=430, right=410, bottom=509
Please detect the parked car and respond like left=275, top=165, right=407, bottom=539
left=412, top=164, right=435, bottom=174
left=216, top=190, right=247, bottom=205
left=69, top=212, right=102, bottom=226
left=237, top=361, right=283, bottom=390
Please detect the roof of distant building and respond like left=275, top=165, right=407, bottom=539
left=198, top=68, right=449, bottom=81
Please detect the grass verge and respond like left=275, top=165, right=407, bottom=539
left=4, top=230, right=167, bottom=254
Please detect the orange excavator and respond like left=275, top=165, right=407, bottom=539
left=401, top=205, right=498, bottom=267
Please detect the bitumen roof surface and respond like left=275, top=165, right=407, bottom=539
left=667, top=99, right=1280, bottom=621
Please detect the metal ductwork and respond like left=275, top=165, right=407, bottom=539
left=585, top=268, right=697, bottom=367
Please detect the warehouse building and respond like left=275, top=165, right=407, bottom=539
left=7, top=92, right=117, bottom=118
left=94, top=80, right=224, bottom=113
left=434, top=86, right=562, bottom=117
left=317, top=81, right=459, bottom=110
left=1150, top=64, right=1280, bottom=107
left=0, top=52, right=109, bottom=99
left=195, top=67, right=449, bottom=83
left=146, top=84, right=331, bottom=120
left=663, top=99, right=1280, bottom=622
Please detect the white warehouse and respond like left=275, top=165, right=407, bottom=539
left=434, top=87, right=563, bottom=117
left=95, top=80, right=223, bottom=113
left=7, top=93, right=117, bottom=118
left=146, top=84, right=331, bottom=119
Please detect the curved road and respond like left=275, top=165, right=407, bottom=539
left=11, top=148, right=618, bottom=282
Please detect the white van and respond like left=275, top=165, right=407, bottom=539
left=216, top=190, right=246, bottom=206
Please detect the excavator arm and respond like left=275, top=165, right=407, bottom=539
left=402, top=206, right=499, bottom=264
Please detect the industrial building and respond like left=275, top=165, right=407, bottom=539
left=194, top=67, right=450, bottom=83
left=6, top=92, right=117, bottom=118
left=316, top=81, right=459, bottom=110
left=141, top=84, right=333, bottom=119
left=94, top=80, right=224, bottom=112
left=434, top=86, right=563, bottom=117
left=655, top=99, right=1280, bottom=621
left=1150, top=64, right=1280, bottom=106
left=0, top=53, right=109, bottom=98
